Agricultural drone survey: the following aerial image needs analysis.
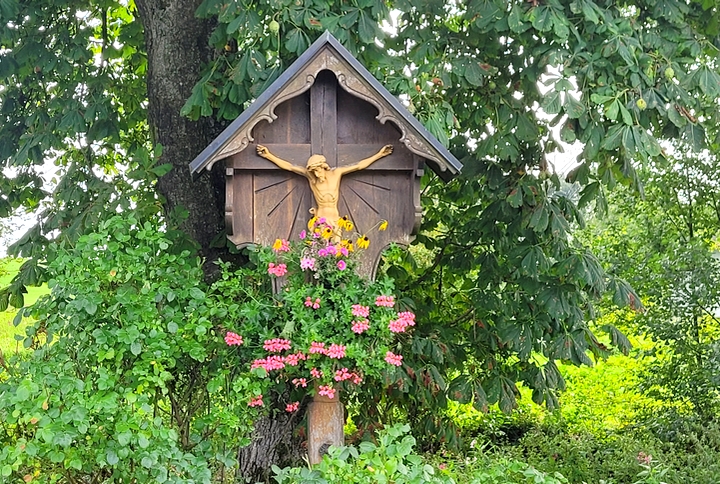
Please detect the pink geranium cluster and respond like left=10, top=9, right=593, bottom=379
left=388, top=311, right=416, bottom=333
left=284, top=352, right=307, bottom=366
left=334, top=368, right=363, bottom=384
left=263, top=338, right=292, bottom=352
left=225, top=331, right=244, bottom=346
left=305, top=297, right=321, bottom=309
left=267, top=262, right=288, bottom=277
left=292, top=377, right=308, bottom=388
left=375, top=295, right=395, bottom=307
left=286, top=401, right=299, bottom=412
left=248, top=395, right=263, bottom=407
left=317, top=384, right=336, bottom=399
left=326, top=344, right=346, bottom=359
left=251, top=355, right=286, bottom=372
left=309, top=342, right=327, bottom=354
left=351, top=319, right=370, bottom=334
left=351, top=304, right=369, bottom=318
left=385, top=351, right=403, bottom=367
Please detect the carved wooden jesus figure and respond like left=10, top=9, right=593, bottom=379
left=256, top=144, right=394, bottom=227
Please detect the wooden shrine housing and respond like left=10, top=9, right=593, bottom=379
left=189, top=31, right=462, bottom=277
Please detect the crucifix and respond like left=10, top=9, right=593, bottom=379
left=190, top=32, right=462, bottom=467
left=224, top=70, right=423, bottom=277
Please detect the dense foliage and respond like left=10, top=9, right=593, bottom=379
left=2, top=0, right=720, bottom=478
left=579, top=146, right=720, bottom=417
left=0, top=217, right=256, bottom=482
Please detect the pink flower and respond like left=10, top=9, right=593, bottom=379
left=375, top=295, right=395, bottom=307
left=299, top=230, right=307, bottom=239
left=305, top=296, right=313, bottom=307
left=318, top=248, right=328, bottom=257
left=272, top=239, right=290, bottom=253
left=326, top=344, right=346, bottom=359
left=326, top=245, right=336, bottom=256
left=385, top=351, right=403, bottom=367
left=389, top=311, right=416, bottom=333
left=267, top=263, right=288, bottom=277
left=317, top=385, right=335, bottom=399
left=286, top=401, right=300, bottom=412
left=292, top=378, right=308, bottom=388
left=248, top=395, right=263, bottom=407
left=351, top=373, right=363, bottom=385
left=351, top=319, right=370, bottom=334
left=317, top=217, right=327, bottom=225
left=339, top=246, right=349, bottom=257
left=309, top=342, right=327, bottom=355
left=336, top=260, right=347, bottom=271
left=637, top=452, right=652, bottom=465
left=300, top=257, right=316, bottom=270
left=224, top=331, right=244, bottom=346
left=313, top=298, right=321, bottom=309
left=251, top=355, right=285, bottom=371
left=334, top=368, right=352, bottom=381
left=284, top=352, right=306, bottom=366
left=351, top=304, right=369, bottom=318
left=263, top=338, right=292, bottom=352
left=310, top=367, right=323, bottom=379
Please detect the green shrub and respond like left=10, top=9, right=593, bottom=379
left=273, top=424, right=568, bottom=484
left=0, top=216, right=256, bottom=482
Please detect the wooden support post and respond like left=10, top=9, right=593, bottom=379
left=307, top=393, right=344, bottom=464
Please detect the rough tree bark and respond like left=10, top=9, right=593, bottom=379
left=134, top=0, right=226, bottom=267
left=133, top=2, right=304, bottom=481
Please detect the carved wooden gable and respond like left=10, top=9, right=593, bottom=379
left=190, top=32, right=462, bottom=277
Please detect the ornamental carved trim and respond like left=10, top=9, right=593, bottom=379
left=204, top=46, right=446, bottom=171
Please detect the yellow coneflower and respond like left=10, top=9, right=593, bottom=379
left=322, top=227, right=333, bottom=239
left=307, top=216, right=318, bottom=230
left=346, top=241, right=354, bottom=252
left=357, top=235, right=370, bottom=249
left=345, top=220, right=354, bottom=231
left=378, top=220, right=388, bottom=231
left=337, top=215, right=350, bottom=230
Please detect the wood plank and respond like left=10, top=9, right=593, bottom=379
left=231, top=144, right=312, bottom=169
left=336, top=144, right=414, bottom=170
left=311, top=71, right=338, bottom=165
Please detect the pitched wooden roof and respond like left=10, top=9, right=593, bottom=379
left=189, top=31, right=462, bottom=180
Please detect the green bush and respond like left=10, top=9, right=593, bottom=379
left=0, top=216, right=256, bottom=482
left=273, top=424, right=568, bottom=484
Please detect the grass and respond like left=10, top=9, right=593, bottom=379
left=0, top=258, right=49, bottom=354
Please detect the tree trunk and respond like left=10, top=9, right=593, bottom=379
left=134, top=4, right=304, bottom=481
left=134, top=0, right=226, bottom=272
left=237, top=412, right=306, bottom=483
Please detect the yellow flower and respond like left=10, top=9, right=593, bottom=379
left=307, top=216, right=318, bottom=230
left=357, top=235, right=370, bottom=249
left=346, top=241, right=354, bottom=252
left=272, top=238, right=283, bottom=251
left=379, top=220, right=388, bottom=231
left=337, top=215, right=350, bottom=230
left=345, top=220, right=354, bottom=231
left=322, top=227, right=333, bottom=239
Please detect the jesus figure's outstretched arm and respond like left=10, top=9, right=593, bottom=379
left=336, top=145, right=393, bottom=176
left=256, top=145, right=307, bottom=176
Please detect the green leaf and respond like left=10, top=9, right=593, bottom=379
left=619, top=103, right=633, bottom=126
left=106, top=449, right=119, bottom=466
left=605, top=99, right=620, bottom=121
left=464, top=61, right=484, bottom=86
left=507, top=188, right=523, bottom=208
